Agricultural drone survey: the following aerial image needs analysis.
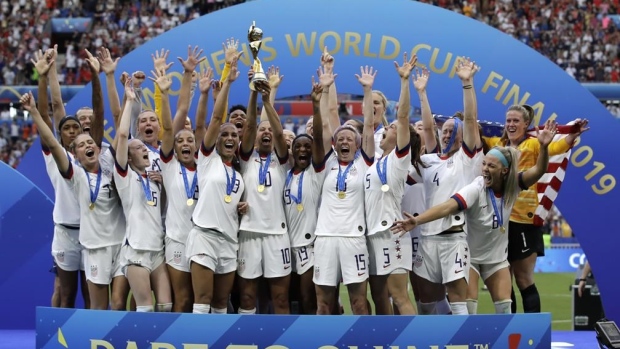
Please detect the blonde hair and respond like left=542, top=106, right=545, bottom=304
left=489, top=146, right=520, bottom=209
left=372, top=90, right=389, bottom=127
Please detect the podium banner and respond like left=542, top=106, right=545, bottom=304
left=36, top=307, right=551, bottom=349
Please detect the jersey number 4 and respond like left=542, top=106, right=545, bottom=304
left=433, top=172, right=440, bottom=186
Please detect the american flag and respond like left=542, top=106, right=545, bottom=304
left=433, top=115, right=577, bottom=227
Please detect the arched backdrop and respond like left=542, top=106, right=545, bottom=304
left=6, top=0, right=620, bottom=328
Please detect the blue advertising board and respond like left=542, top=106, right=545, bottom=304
left=535, top=248, right=585, bottom=273
left=2, top=0, right=619, bottom=328
left=36, top=308, right=551, bottom=349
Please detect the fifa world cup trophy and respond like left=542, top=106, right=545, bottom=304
left=248, top=21, right=268, bottom=90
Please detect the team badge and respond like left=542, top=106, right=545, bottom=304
left=56, top=252, right=65, bottom=263
left=173, top=251, right=182, bottom=264
left=90, top=265, right=98, bottom=277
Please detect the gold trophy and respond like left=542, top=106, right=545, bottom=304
left=248, top=21, right=268, bottom=90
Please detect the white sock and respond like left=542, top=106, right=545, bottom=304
left=450, top=302, right=469, bottom=315
left=435, top=297, right=452, bottom=315
left=156, top=303, right=172, bottom=312
left=419, top=302, right=436, bottom=315
left=466, top=299, right=478, bottom=315
left=239, top=307, right=256, bottom=315
left=212, top=307, right=227, bottom=314
left=193, top=304, right=211, bottom=314
left=494, top=300, right=512, bottom=314
left=136, top=305, right=154, bottom=312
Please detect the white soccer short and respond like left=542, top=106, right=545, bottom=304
left=84, top=244, right=123, bottom=285
left=165, top=236, right=190, bottom=273
left=186, top=227, right=238, bottom=275
left=313, top=236, right=368, bottom=286
left=414, top=233, right=470, bottom=284
left=368, top=230, right=412, bottom=276
left=237, top=231, right=292, bottom=279
left=121, top=244, right=165, bottom=275
left=471, top=260, right=510, bottom=281
left=292, top=244, right=314, bottom=275
left=51, top=224, right=84, bottom=272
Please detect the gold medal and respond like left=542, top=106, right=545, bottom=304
left=186, top=198, right=194, bottom=206
left=381, top=184, right=390, bottom=192
left=258, top=184, right=265, bottom=193
left=147, top=200, right=155, bottom=206
left=296, top=203, right=304, bottom=212
left=89, top=202, right=95, bottom=211
left=337, top=191, right=346, bottom=199
left=500, top=226, right=506, bottom=233
left=224, top=195, right=232, bottom=203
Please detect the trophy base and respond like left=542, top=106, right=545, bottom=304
left=249, top=71, right=268, bottom=91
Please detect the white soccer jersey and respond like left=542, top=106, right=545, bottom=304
left=160, top=150, right=199, bottom=243
left=283, top=152, right=331, bottom=248
left=145, top=142, right=162, bottom=172
left=239, top=150, right=290, bottom=235
left=365, top=147, right=411, bottom=235
left=453, top=175, right=524, bottom=264
left=401, top=180, right=426, bottom=239
left=192, top=143, right=245, bottom=242
left=63, top=152, right=125, bottom=249
left=315, top=150, right=374, bottom=237
left=416, top=145, right=483, bottom=236
left=43, top=146, right=80, bottom=226
left=114, top=161, right=164, bottom=251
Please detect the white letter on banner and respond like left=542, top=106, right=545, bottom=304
left=152, top=343, right=176, bottom=349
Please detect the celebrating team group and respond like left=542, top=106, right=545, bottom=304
left=22, top=37, right=589, bottom=317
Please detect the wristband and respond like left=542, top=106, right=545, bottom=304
left=579, top=278, right=587, bottom=282
left=462, top=85, right=473, bottom=90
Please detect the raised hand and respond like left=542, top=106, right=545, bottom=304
left=320, top=46, right=335, bottom=73
left=355, top=65, right=377, bottom=89
left=47, top=45, right=59, bottom=64
left=198, top=67, right=214, bottom=94
left=317, top=66, right=337, bottom=88
left=536, top=119, right=558, bottom=147
left=571, top=118, right=590, bottom=136
left=455, top=57, right=479, bottom=81
left=97, top=47, right=119, bottom=75
left=125, top=78, right=136, bottom=100
left=390, top=212, right=418, bottom=237
left=148, top=69, right=172, bottom=93
left=178, top=45, right=205, bottom=73
left=84, top=49, right=100, bottom=73
left=256, top=80, right=271, bottom=98
left=412, top=67, right=430, bottom=92
left=151, top=48, right=174, bottom=72
left=310, top=77, right=323, bottom=103
left=19, top=92, right=36, bottom=112
left=267, top=65, right=284, bottom=89
left=132, top=71, right=146, bottom=89
left=223, top=37, right=243, bottom=64
left=394, top=52, right=417, bottom=80
left=211, top=80, right=222, bottom=101
left=30, top=49, right=53, bottom=76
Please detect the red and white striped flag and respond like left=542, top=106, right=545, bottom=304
left=435, top=115, right=578, bottom=227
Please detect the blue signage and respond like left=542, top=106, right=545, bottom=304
left=535, top=248, right=586, bottom=273
left=36, top=308, right=551, bottom=349
left=4, top=0, right=619, bottom=328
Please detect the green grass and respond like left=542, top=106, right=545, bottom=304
left=338, top=273, right=575, bottom=331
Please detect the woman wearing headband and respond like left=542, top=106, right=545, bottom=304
left=483, top=105, right=588, bottom=314
left=393, top=119, right=557, bottom=314
left=408, top=58, right=482, bottom=315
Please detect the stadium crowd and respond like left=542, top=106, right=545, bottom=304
left=0, top=0, right=618, bottom=86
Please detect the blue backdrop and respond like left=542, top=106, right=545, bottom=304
left=36, top=308, right=552, bottom=349
left=4, top=0, right=619, bottom=328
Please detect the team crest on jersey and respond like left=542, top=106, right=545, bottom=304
left=238, top=259, right=245, bottom=273
left=56, top=252, right=65, bottom=263
left=90, top=265, right=98, bottom=277
left=173, top=251, right=182, bottom=264
left=349, top=166, right=358, bottom=176
left=447, top=157, right=454, bottom=167
left=413, top=255, right=423, bottom=268
left=314, top=266, right=320, bottom=278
